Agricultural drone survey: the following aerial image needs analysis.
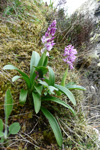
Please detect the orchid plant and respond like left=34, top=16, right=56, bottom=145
left=0, top=90, right=20, bottom=144
left=61, top=45, right=86, bottom=91
left=3, top=20, right=86, bottom=147
left=61, top=45, right=77, bottom=87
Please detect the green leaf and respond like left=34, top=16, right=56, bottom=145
left=43, top=56, right=48, bottom=67
left=48, top=66, right=55, bottom=86
left=3, top=65, right=17, bottom=70
left=32, top=92, right=41, bottom=114
left=35, top=66, right=48, bottom=75
left=42, top=96, right=75, bottom=115
left=30, top=73, right=36, bottom=89
left=44, top=77, right=49, bottom=84
left=12, top=76, right=31, bottom=89
left=41, top=107, right=62, bottom=146
left=3, top=65, right=29, bottom=79
left=34, top=85, right=43, bottom=95
left=3, top=65, right=31, bottom=88
left=0, top=131, right=4, bottom=138
left=12, top=76, right=21, bottom=82
left=38, top=52, right=46, bottom=67
left=30, top=51, right=40, bottom=79
left=48, top=86, right=58, bottom=94
left=34, top=66, right=48, bottom=79
left=4, top=89, right=13, bottom=121
left=38, top=79, right=48, bottom=87
left=55, top=84, right=76, bottom=106
left=19, top=89, right=28, bottom=104
left=9, top=122, right=21, bottom=135
left=0, top=119, right=3, bottom=132
left=22, top=76, right=31, bottom=89
left=66, top=84, right=86, bottom=91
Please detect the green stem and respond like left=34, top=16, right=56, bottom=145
left=61, top=66, right=69, bottom=87
left=5, top=118, right=8, bottom=139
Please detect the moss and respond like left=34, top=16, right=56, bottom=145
left=43, top=130, right=56, bottom=145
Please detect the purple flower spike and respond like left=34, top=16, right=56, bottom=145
left=63, top=45, right=77, bottom=69
left=41, top=20, right=57, bottom=56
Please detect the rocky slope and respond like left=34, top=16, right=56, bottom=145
left=76, top=0, right=100, bottom=133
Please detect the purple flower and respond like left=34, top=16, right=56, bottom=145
left=45, top=43, right=53, bottom=51
left=35, top=71, right=39, bottom=79
left=63, top=45, right=77, bottom=69
left=41, top=20, right=57, bottom=56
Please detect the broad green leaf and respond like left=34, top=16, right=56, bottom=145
left=41, top=107, right=62, bottom=146
left=30, top=51, right=40, bottom=79
left=42, top=96, right=75, bottom=115
left=38, top=52, right=46, bottom=67
left=66, top=82, right=75, bottom=86
left=43, top=56, right=48, bottom=67
left=34, top=66, right=48, bottom=79
left=30, top=73, right=37, bottom=88
left=66, top=84, right=86, bottom=91
left=12, top=76, right=21, bottom=82
left=44, top=77, right=49, bottom=84
left=12, top=76, right=31, bottom=89
left=38, top=79, right=48, bottom=87
left=3, top=65, right=29, bottom=79
left=3, top=65, right=17, bottom=70
left=4, top=89, right=13, bottom=121
left=48, top=86, right=58, bottom=94
left=3, top=64, right=30, bottom=88
left=0, top=119, right=3, bottom=132
left=0, top=138, right=4, bottom=144
left=55, top=84, right=76, bottom=106
left=19, top=89, right=28, bottom=104
left=32, top=92, right=41, bottom=114
left=9, top=122, right=21, bottom=134
left=34, top=85, right=43, bottom=95
left=35, top=66, right=48, bottom=75
left=0, top=131, right=4, bottom=138
left=48, top=66, right=55, bottom=86
left=22, top=76, right=31, bottom=89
